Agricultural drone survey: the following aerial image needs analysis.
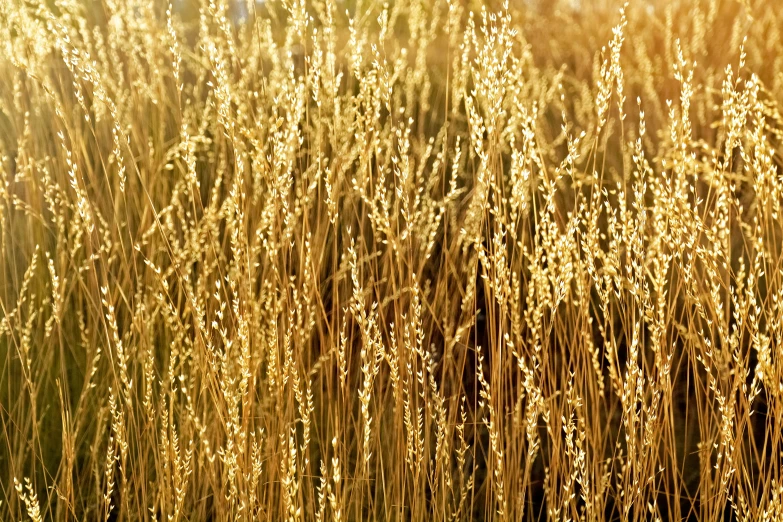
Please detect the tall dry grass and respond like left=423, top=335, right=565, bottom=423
left=2, top=0, right=783, bottom=520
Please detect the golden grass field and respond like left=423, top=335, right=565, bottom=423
left=2, top=0, right=783, bottom=520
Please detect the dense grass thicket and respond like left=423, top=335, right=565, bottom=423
left=3, top=0, right=783, bottom=520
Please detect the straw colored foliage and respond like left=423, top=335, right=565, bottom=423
left=2, top=0, right=783, bottom=520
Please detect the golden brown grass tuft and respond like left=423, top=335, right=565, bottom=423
left=2, top=0, right=783, bottom=520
